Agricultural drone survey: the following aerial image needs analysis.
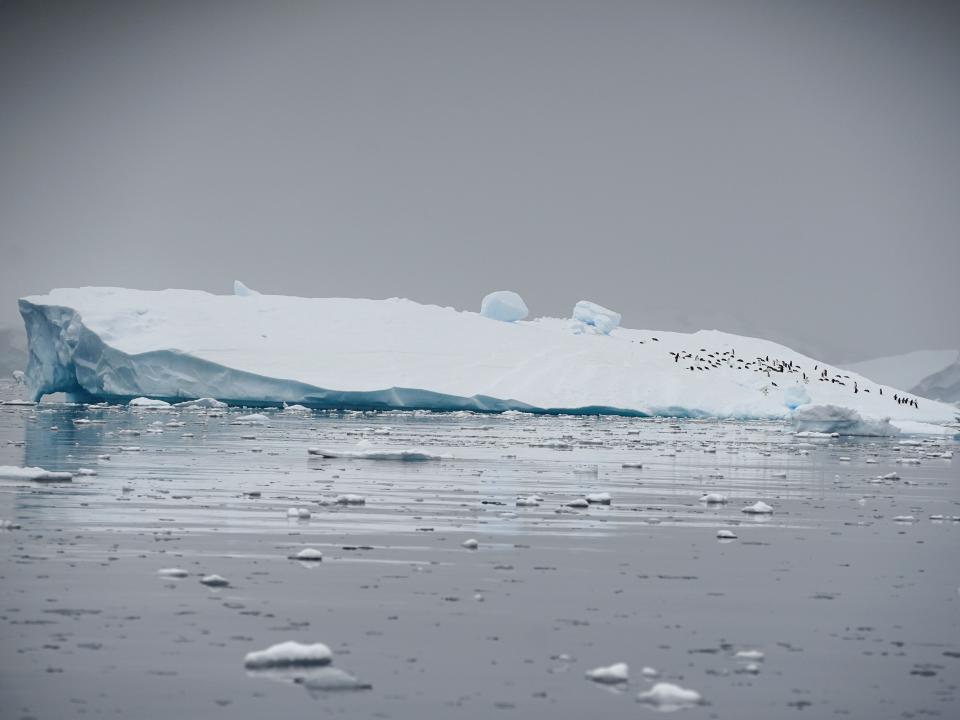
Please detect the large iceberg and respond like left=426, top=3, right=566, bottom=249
left=16, top=287, right=959, bottom=425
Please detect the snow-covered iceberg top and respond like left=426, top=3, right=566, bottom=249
left=17, top=287, right=959, bottom=424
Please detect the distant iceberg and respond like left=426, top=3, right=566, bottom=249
left=17, top=286, right=958, bottom=425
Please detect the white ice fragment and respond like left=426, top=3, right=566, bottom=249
left=734, top=649, right=764, bottom=661
left=243, top=641, right=332, bottom=669
left=480, top=290, right=528, bottom=322
left=333, top=494, right=366, bottom=505
left=200, top=574, right=229, bottom=587
left=308, top=447, right=446, bottom=461
left=233, top=413, right=269, bottom=424
left=586, top=492, right=612, bottom=505
left=175, top=397, right=228, bottom=409
left=233, top=280, right=260, bottom=296
left=572, top=300, right=621, bottom=334
left=0, top=465, right=73, bottom=483
left=637, top=682, right=702, bottom=710
left=128, top=397, right=171, bottom=408
left=462, top=538, right=479, bottom=550
left=292, top=548, right=323, bottom=561
left=716, top=529, right=738, bottom=540
left=742, top=501, right=773, bottom=515
left=893, top=515, right=916, bottom=523
left=157, top=568, right=189, bottom=578
left=879, top=472, right=900, bottom=480
left=566, top=498, right=589, bottom=508
left=700, top=493, right=728, bottom=504
left=76, top=468, right=97, bottom=476
left=585, top=662, right=628, bottom=684
left=641, top=666, right=660, bottom=678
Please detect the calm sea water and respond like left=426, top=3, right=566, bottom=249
left=1, top=379, right=957, bottom=719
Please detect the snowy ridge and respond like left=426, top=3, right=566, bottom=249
left=18, top=287, right=959, bottom=424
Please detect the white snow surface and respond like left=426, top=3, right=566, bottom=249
left=572, top=300, right=621, bottom=334
left=18, top=287, right=958, bottom=423
left=480, top=291, right=528, bottom=322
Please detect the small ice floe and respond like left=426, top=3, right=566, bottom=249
left=516, top=496, right=541, bottom=507
left=76, top=468, right=97, bottom=476
left=622, top=462, right=643, bottom=469
left=642, top=666, right=659, bottom=678
left=586, top=492, right=612, bottom=505
left=299, top=667, right=372, bottom=694
left=585, top=662, right=629, bottom=684
left=879, top=472, right=900, bottom=480
left=233, top=413, right=270, bottom=425
left=838, top=456, right=851, bottom=462
left=244, top=641, right=331, bottom=669
left=283, top=404, right=310, bottom=413
left=175, top=397, right=228, bottom=409
left=333, top=494, right=366, bottom=505
left=157, top=568, right=189, bottom=578
left=716, top=530, right=738, bottom=540
left=97, top=454, right=111, bottom=460
left=308, top=447, right=446, bottom=461
left=0, top=465, right=73, bottom=483
left=567, top=498, right=590, bottom=509
left=1, top=519, right=22, bottom=530
left=128, top=397, right=171, bottom=408
left=462, top=538, right=479, bottom=550
left=700, top=493, right=728, bottom=504
left=734, top=649, right=764, bottom=661
left=200, top=574, right=230, bottom=587
left=742, top=501, right=773, bottom=515
left=287, top=507, right=311, bottom=519
left=637, top=682, right=702, bottom=710
left=896, top=458, right=922, bottom=465
left=119, top=446, right=142, bottom=452
left=893, top=515, right=916, bottom=523
left=290, top=548, right=323, bottom=562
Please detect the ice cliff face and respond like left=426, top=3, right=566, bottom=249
left=17, top=287, right=960, bottom=424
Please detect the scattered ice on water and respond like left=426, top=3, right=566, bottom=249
left=637, top=682, right=702, bottom=710
left=585, top=662, right=629, bottom=684
left=462, top=538, right=479, bottom=550
left=742, top=501, right=774, bottom=514
left=200, top=574, right=230, bottom=587
left=244, top=641, right=332, bottom=669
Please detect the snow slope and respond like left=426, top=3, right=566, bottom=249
left=844, top=350, right=959, bottom=398
left=18, top=287, right=959, bottom=424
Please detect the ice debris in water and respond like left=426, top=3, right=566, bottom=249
left=175, top=397, right=227, bottom=409
left=585, top=662, right=629, bottom=684
left=291, top=548, right=323, bottom=561
left=462, top=538, right=479, bottom=550
left=244, top=641, right=332, bottom=669
left=0, top=466, right=73, bottom=482
left=742, top=501, right=774, bottom=514
left=333, top=494, right=366, bottom=505
left=200, top=574, right=230, bottom=587
left=308, top=447, right=446, bottom=461
left=233, top=413, right=270, bottom=424
left=734, top=649, right=764, bottom=661
left=567, top=498, right=589, bottom=508
left=287, top=508, right=311, bottom=519
left=792, top=404, right=900, bottom=437
left=586, top=492, right=612, bottom=505
left=572, top=300, right=621, bottom=335
left=637, top=682, right=702, bottom=710
left=700, top=493, right=728, bottom=504
left=717, top=529, right=738, bottom=540
left=128, top=397, right=171, bottom=408
left=157, top=568, right=189, bottom=578
left=480, top=290, right=529, bottom=322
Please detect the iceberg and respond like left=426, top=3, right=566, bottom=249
left=791, top=404, right=900, bottom=437
left=480, top=290, right=528, bottom=322
left=572, top=300, right=621, bottom=334
left=16, top=286, right=959, bottom=425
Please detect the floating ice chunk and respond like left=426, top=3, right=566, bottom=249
left=516, top=496, right=541, bottom=507
left=783, top=383, right=811, bottom=410
left=637, top=682, right=702, bottom=710
left=287, top=507, right=311, bottom=519
left=717, top=529, right=738, bottom=540
left=77, top=468, right=97, bottom=476
left=879, top=472, right=899, bottom=480
left=462, top=538, right=479, bottom=550
left=734, top=649, right=764, bottom=661
left=585, top=662, right=628, bottom=684
left=292, top=548, right=323, bottom=561
left=300, top=666, right=372, bottom=692
left=308, top=447, right=446, bottom=461
left=233, top=280, right=260, bottom=297
left=742, top=501, right=773, bottom=515
left=700, top=493, right=728, bottom=504
left=175, top=397, right=227, bottom=409
left=792, top=404, right=900, bottom=437
left=586, top=492, right=612, bottom=505
left=480, top=291, right=528, bottom=322
left=642, top=666, right=660, bottom=678
left=244, top=641, right=332, bottom=669
left=893, top=515, right=916, bottom=523
left=333, top=494, right=366, bottom=505
left=157, top=568, right=189, bottom=578
left=128, top=397, right=171, bottom=408
left=1, top=519, right=22, bottom=530
left=0, top=465, right=73, bottom=482
left=283, top=404, right=310, bottom=412
left=572, top=300, right=621, bottom=335
left=234, top=413, right=270, bottom=424
left=795, top=431, right=839, bottom=439
left=12, top=369, right=25, bottom=384
left=566, top=498, right=589, bottom=508
left=200, top=574, right=229, bottom=587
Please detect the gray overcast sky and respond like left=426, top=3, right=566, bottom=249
left=1, top=0, right=958, bottom=363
